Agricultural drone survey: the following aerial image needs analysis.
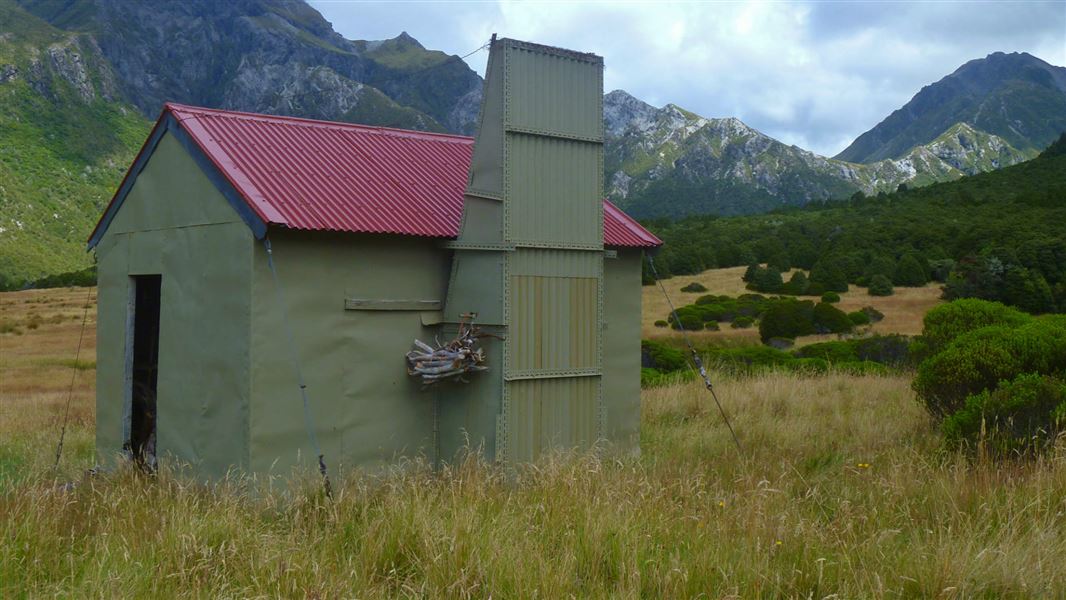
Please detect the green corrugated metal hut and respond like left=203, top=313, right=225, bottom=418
left=88, top=38, right=661, bottom=478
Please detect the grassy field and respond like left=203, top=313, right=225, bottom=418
left=643, top=265, right=944, bottom=345
left=2, top=286, right=1065, bottom=597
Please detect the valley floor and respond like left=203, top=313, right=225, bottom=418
left=643, top=265, right=944, bottom=345
left=2, top=287, right=1065, bottom=597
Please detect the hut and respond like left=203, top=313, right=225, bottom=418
left=88, top=38, right=661, bottom=478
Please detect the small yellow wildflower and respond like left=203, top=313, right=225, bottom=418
left=856, top=462, right=871, bottom=469
left=718, top=500, right=725, bottom=508
left=775, top=540, right=782, bottom=546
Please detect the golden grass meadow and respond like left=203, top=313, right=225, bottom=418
left=2, top=282, right=1066, bottom=597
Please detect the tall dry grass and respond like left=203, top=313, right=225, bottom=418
left=2, top=288, right=1065, bottom=597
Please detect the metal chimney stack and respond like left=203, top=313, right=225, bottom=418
left=438, top=38, right=606, bottom=463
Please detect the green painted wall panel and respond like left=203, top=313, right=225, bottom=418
left=504, top=376, right=600, bottom=462
left=467, top=44, right=505, bottom=199
left=249, top=231, right=451, bottom=475
left=436, top=326, right=504, bottom=463
left=95, top=132, right=253, bottom=478
left=507, top=275, right=599, bottom=376
left=443, top=250, right=504, bottom=325
left=94, top=233, right=129, bottom=466
left=456, top=196, right=504, bottom=245
left=602, top=250, right=643, bottom=455
left=505, top=43, right=604, bottom=142
left=506, top=134, right=602, bottom=248
left=108, top=133, right=243, bottom=233
left=508, top=248, right=601, bottom=278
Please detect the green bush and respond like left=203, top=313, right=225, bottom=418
left=680, top=282, right=708, bottom=293
left=868, top=274, right=894, bottom=296
left=809, top=260, right=849, bottom=293
left=821, top=291, right=840, bottom=303
left=894, top=254, right=929, bottom=287
left=793, top=341, right=857, bottom=363
left=861, top=306, right=885, bottom=322
left=706, top=345, right=793, bottom=370
left=781, top=271, right=809, bottom=295
left=942, top=374, right=1066, bottom=455
left=812, top=302, right=853, bottom=334
left=641, top=367, right=695, bottom=388
left=793, top=335, right=912, bottom=368
left=747, top=267, right=784, bottom=293
left=641, top=340, right=688, bottom=372
left=669, top=307, right=705, bottom=331
left=914, top=299, right=1030, bottom=359
left=758, top=299, right=816, bottom=342
left=852, top=335, right=912, bottom=367
left=704, top=321, right=721, bottom=331
left=731, top=316, right=754, bottom=329
left=654, top=320, right=668, bottom=328
left=863, top=255, right=897, bottom=284
left=913, top=319, right=1066, bottom=417
left=848, top=311, right=870, bottom=326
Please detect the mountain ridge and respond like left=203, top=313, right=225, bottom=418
left=836, top=51, right=1066, bottom=163
left=602, top=90, right=1033, bottom=219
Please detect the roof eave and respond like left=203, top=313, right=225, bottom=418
left=87, top=107, right=269, bottom=250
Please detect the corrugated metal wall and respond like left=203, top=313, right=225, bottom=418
left=442, top=38, right=608, bottom=463
left=506, top=135, right=602, bottom=248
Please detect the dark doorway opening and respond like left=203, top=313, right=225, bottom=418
left=129, top=274, right=161, bottom=469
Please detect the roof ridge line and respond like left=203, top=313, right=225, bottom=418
left=164, top=103, right=475, bottom=143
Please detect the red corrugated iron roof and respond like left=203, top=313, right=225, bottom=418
left=91, top=103, right=661, bottom=248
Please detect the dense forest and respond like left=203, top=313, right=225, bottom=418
left=644, top=134, right=1066, bottom=314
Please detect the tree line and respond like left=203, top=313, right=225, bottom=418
left=643, top=133, right=1066, bottom=314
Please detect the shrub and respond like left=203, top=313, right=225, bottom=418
left=669, top=307, right=704, bottom=331
left=848, top=311, right=870, bottom=326
left=821, top=291, right=840, bottom=303
left=748, top=267, right=784, bottom=293
left=767, top=337, right=795, bottom=350
left=794, top=340, right=857, bottom=363
left=894, top=254, right=929, bottom=287
left=942, top=374, right=1066, bottom=455
left=928, top=259, right=955, bottom=283
left=704, top=321, right=721, bottom=331
left=781, top=271, right=809, bottom=295
left=862, top=255, right=896, bottom=284
left=861, top=306, right=884, bottom=323
left=809, top=260, right=848, bottom=293
left=742, top=263, right=760, bottom=283
left=793, top=335, right=912, bottom=368
left=654, top=320, right=668, bottom=328
left=768, top=252, right=791, bottom=273
left=912, top=319, right=1066, bottom=418
left=641, top=367, right=695, bottom=388
left=914, top=299, right=1030, bottom=359
left=641, top=340, right=688, bottom=372
left=852, top=335, right=912, bottom=367
left=707, top=344, right=793, bottom=369
left=812, top=302, right=853, bottom=334
left=758, top=299, right=815, bottom=342
left=868, top=275, right=894, bottom=296
left=731, top=316, right=754, bottom=329
left=680, top=282, right=708, bottom=293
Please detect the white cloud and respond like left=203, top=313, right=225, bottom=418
left=311, top=0, right=1066, bottom=156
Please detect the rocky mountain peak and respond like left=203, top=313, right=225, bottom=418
left=603, top=89, right=660, bottom=136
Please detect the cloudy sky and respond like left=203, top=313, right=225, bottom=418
left=311, top=1, right=1066, bottom=156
